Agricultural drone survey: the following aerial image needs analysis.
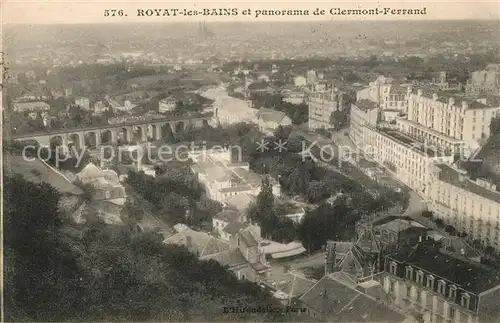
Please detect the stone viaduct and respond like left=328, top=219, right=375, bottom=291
left=12, top=113, right=212, bottom=149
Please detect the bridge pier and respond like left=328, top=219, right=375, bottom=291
left=140, top=125, right=148, bottom=142
left=84, top=131, right=101, bottom=148
left=110, top=129, right=118, bottom=144
left=12, top=114, right=213, bottom=149
left=155, top=124, right=162, bottom=140
left=76, top=132, right=85, bottom=149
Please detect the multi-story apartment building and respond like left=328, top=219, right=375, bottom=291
left=356, top=76, right=409, bottom=114
left=466, top=65, right=500, bottom=96
left=349, top=100, right=379, bottom=146
left=308, top=85, right=343, bottom=129
left=427, top=164, right=500, bottom=251
left=381, top=241, right=500, bottom=323
left=406, top=87, right=500, bottom=154
left=354, top=124, right=454, bottom=196
left=351, top=82, right=500, bottom=194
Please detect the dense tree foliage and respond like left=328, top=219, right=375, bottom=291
left=126, top=162, right=224, bottom=231
left=298, top=197, right=362, bottom=253
left=248, top=176, right=298, bottom=243
left=4, top=175, right=282, bottom=321
left=126, top=166, right=203, bottom=225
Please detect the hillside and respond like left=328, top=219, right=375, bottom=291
left=3, top=175, right=282, bottom=322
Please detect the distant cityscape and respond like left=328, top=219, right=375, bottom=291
left=3, top=20, right=500, bottom=323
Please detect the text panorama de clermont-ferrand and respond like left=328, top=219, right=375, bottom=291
left=104, top=7, right=428, bottom=18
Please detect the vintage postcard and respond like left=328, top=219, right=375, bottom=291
left=2, top=0, right=500, bottom=322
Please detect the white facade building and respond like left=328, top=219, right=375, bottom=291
left=189, top=148, right=281, bottom=204
left=13, top=101, right=50, bottom=113
left=351, top=82, right=500, bottom=251
left=308, top=85, right=343, bottom=129
left=428, top=164, right=500, bottom=251
left=158, top=96, right=178, bottom=113
left=75, top=97, right=90, bottom=110
left=349, top=100, right=379, bottom=145
left=406, top=88, right=500, bottom=155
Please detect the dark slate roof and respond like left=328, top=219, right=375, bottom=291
left=436, top=164, right=500, bottom=204
left=389, top=242, right=500, bottom=293
left=240, top=230, right=259, bottom=248
left=354, top=99, right=377, bottom=111
left=222, top=222, right=249, bottom=235
left=389, top=85, right=408, bottom=95
left=201, top=248, right=247, bottom=268
left=468, top=100, right=489, bottom=110
left=300, top=276, right=406, bottom=322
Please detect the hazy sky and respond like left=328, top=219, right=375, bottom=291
left=2, top=0, right=499, bottom=24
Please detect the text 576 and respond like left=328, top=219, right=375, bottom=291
left=104, top=9, right=127, bottom=17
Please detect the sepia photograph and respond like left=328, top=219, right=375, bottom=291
left=1, top=0, right=500, bottom=322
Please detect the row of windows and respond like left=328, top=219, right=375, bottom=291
left=388, top=263, right=471, bottom=309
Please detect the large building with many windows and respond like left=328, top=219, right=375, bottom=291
left=355, top=76, right=409, bottom=114
left=349, top=99, right=379, bottom=146
left=406, top=87, right=500, bottom=155
left=381, top=241, right=500, bottom=323
left=355, top=124, right=455, bottom=196
left=351, top=84, right=500, bottom=195
left=427, top=164, right=500, bottom=251
left=308, top=84, right=343, bottom=129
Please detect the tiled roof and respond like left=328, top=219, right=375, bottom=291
left=299, top=275, right=406, bottom=322
left=224, top=193, right=257, bottom=212
left=163, top=228, right=230, bottom=257
left=250, top=261, right=271, bottom=272
left=377, top=218, right=425, bottom=233
left=265, top=272, right=316, bottom=298
left=240, top=230, right=259, bottom=248
left=10, top=156, right=84, bottom=196
left=200, top=248, right=247, bottom=268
